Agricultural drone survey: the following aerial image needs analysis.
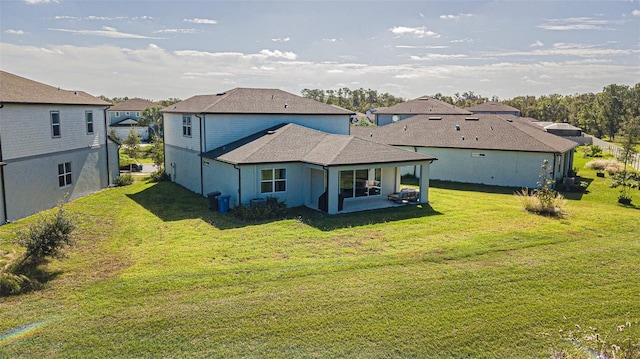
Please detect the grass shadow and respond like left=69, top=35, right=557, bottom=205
left=558, top=176, right=593, bottom=201
left=127, top=181, right=443, bottom=231
left=429, top=180, right=521, bottom=195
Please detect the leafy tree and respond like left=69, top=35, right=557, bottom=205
left=596, top=84, right=629, bottom=141
left=150, top=135, right=164, bottom=170
left=122, top=128, right=141, bottom=172
left=138, top=105, right=164, bottom=136
left=17, top=203, right=76, bottom=263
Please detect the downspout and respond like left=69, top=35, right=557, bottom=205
left=234, top=164, right=241, bottom=206
left=0, top=102, right=8, bottom=223
left=552, top=154, right=558, bottom=189
left=103, top=105, right=111, bottom=186
left=195, top=114, right=204, bottom=195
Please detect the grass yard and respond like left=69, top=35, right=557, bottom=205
left=1, top=155, right=639, bottom=358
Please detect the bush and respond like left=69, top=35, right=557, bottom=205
left=585, top=159, right=623, bottom=173
left=581, top=144, right=603, bottom=158
left=17, top=203, right=76, bottom=262
left=114, top=174, right=134, bottom=186
left=232, top=197, right=287, bottom=221
left=148, top=170, right=169, bottom=183
left=514, top=189, right=567, bottom=216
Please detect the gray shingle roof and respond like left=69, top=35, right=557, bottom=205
left=466, top=101, right=520, bottom=113
left=0, top=70, right=110, bottom=106
left=109, top=98, right=157, bottom=111
left=203, top=123, right=436, bottom=166
left=351, top=114, right=578, bottom=153
left=161, top=88, right=354, bottom=115
left=374, top=96, right=471, bottom=115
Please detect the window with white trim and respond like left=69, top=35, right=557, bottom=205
left=182, top=115, right=192, bottom=137
left=51, top=111, right=61, bottom=138
left=58, top=162, right=72, bottom=187
left=86, top=111, right=94, bottom=134
left=261, top=168, right=286, bottom=193
left=115, top=111, right=120, bottom=117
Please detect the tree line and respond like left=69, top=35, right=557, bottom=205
left=303, top=83, right=640, bottom=141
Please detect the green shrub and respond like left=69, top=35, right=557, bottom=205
left=17, top=204, right=76, bottom=262
left=581, top=144, right=603, bottom=158
left=114, top=174, right=134, bottom=186
left=232, top=197, right=287, bottom=221
left=148, top=170, right=169, bottom=183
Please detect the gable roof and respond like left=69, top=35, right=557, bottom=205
left=466, top=101, right=520, bottom=113
left=161, top=88, right=354, bottom=115
left=351, top=114, right=578, bottom=154
left=0, top=70, right=109, bottom=106
left=374, top=96, right=471, bottom=115
left=109, top=98, right=157, bottom=111
left=202, top=123, right=436, bottom=166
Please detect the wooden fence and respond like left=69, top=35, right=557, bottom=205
left=590, top=136, right=640, bottom=171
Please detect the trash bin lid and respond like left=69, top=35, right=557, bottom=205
left=207, top=191, right=221, bottom=196
left=218, top=195, right=231, bottom=199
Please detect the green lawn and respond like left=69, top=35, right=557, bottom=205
left=1, top=156, right=639, bottom=358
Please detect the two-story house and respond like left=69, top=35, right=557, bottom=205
left=161, top=88, right=436, bottom=214
left=0, top=71, right=119, bottom=224
left=108, top=98, right=157, bottom=141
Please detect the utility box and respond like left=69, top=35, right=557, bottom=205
left=207, top=191, right=221, bottom=211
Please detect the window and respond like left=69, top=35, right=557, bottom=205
left=86, top=111, right=94, bottom=134
left=261, top=168, right=286, bottom=193
left=182, top=115, right=192, bottom=137
left=125, top=112, right=130, bottom=116
left=58, top=162, right=72, bottom=187
left=136, top=112, right=140, bottom=117
left=340, top=168, right=381, bottom=198
left=51, top=111, right=61, bottom=138
left=115, top=111, right=120, bottom=117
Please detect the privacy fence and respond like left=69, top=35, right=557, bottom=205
left=589, top=136, right=640, bottom=171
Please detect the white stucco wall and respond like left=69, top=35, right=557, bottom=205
left=238, top=163, right=306, bottom=207
left=410, top=146, right=554, bottom=188
left=2, top=146, right=111, bottom=222
left=165, top=145, right=202, bottom=194
left=163, top=113, right=202, bottom=152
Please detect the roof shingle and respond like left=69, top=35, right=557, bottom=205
left=109, top=98, right=157, bottom=111
left=374, top=96, right=471, bottom=115
left=203, top=123, right=436, bottom=166
left=352, top=114, right=577, bottom=153
left=0, top=71, right=109, bottom=106
left=162, top=88, right=354, bottom=115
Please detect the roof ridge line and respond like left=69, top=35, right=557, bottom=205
left=202, top=88, right=238, bottom=112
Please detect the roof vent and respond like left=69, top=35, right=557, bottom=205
left=216, top=92, right=226, bottom=96
left=455, top=125, right=461, bottom=131
left=475, top=136, right=478, bottom=141
left=403, top=125, right=407, bottom=131
left=461, top=136, right=465, bottom=140
left=284, top=103, right=288, bottom=109
left=267, top=130, right=276, bottom=135
left=429, top=117, right=442, bottom=120
left=465, top=117, right=479, bottom=121
left=506, top=118, right=513, bottom=122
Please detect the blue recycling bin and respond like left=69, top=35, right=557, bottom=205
left=217, top=195, right=231, bottom=213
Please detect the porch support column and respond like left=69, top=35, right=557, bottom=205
left=418, top=162, right=430, bottom=203
left=327, top=169, right=339, bottom=214
left=394, top=166, right=402, bottom=192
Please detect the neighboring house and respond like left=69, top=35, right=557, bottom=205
left=374, top=96, right=471, bottom=126
left=0, top=71, right=119, bottom=224
left=352, top=114, right=578, bottom=189
left=466, top=101, right=521, bottom=116
left=108, top=98, right=157, bottom=141
left=161, top=88, right=436, bottom=214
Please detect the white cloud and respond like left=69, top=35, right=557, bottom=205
left=48, top=27, right=161, bottom=39
left=440, top=13, right=473, bottom=20
left=183, top=18, right=218, bottom=24
left=259, top=49, right=297, bottom=60
left=396, top=45, right=449, bottom=49
left=410, top=54, right=467, bottom=61
left=538, top=17, right=619, bottom=31
left=389, top=26, right=440, bottom=38
left=154, top=29, right=198, bottom=34
left=271, top=37, right=290, bottom=42
left=5, top=29, right=26, bottom=35
left=24, top=0, right=58, bottom=4
left=633, top=10, right=640, bottom=16
left=530, top=40, right=544, bottom=47
left=450, top=38, right=473, bottom=43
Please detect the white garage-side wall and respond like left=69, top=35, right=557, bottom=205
left=3, top=147, right=110, bottom=222
left=413, top=147, right=553, bottom=188
left=165, top=145, right=202, bottom=194
left=202, top=160, right=240, bottom=206
left=203, top=114, right=350, bottom=152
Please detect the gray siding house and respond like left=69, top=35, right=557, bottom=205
left=108, top=98, right=157, bottom=140
left=374, top=96, right=471, bottom=126
left=353, top=114, right=577, bottom=189
left=0, top=71, right=119, bottom=224
left=162, top=88, right=436, bottom=214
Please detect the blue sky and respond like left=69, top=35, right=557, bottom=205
left=1, top=0, right=638, bottom=101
